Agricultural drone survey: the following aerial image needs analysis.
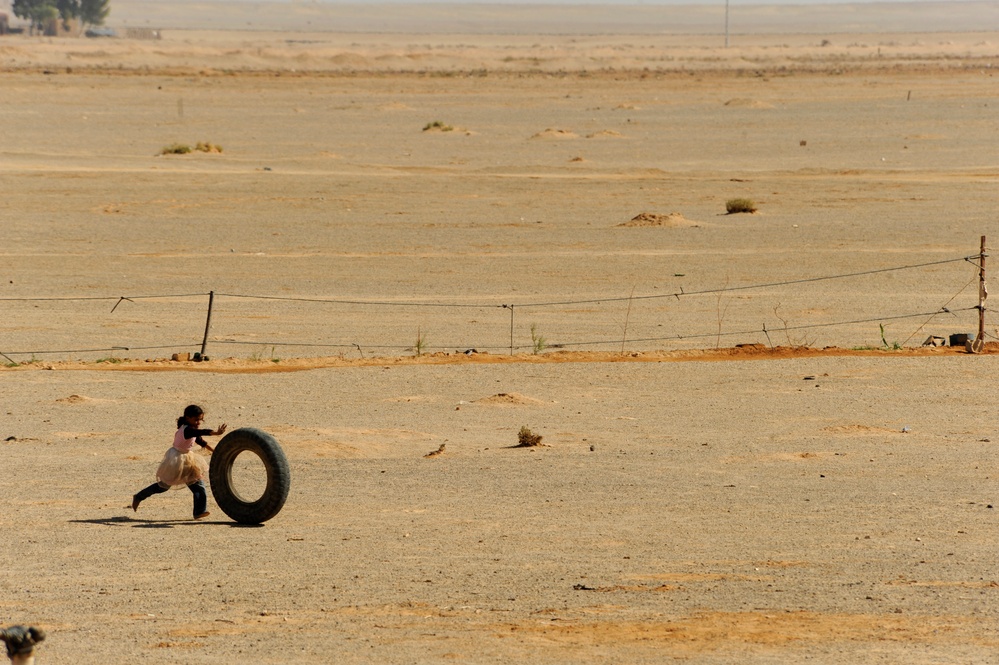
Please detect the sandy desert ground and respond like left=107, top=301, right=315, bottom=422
left=1, top=2, right=999, bottom=663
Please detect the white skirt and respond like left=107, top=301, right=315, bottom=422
left=156, top=447, right=209, bottom=488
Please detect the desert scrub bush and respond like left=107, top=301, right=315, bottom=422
left=517, top=426, right=544, bottom=447
left=160, top=142, right=223, bottom=155
left=160, top=143, right=192, bottom=155
left=530, top=323, right=547, bottom=354
left=880, top=323, right=902, bottom=351
left=412, top=328, right=427, bottom=356
left=5, top=355, right=40, bottom=367
left=195, top=141, right=223, bottom=153
left=423, top=120, right=454, bottom=132
left=725, top=198, right=757, bottom=214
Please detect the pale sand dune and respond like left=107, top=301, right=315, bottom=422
left=618, top=212, right=700, bottom=227
left=2, top=6, right=999, bottom=663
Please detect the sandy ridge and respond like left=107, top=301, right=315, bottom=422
left=3, top=344, right=992, bottom=373
left=1, top=29, right=997, bottom=76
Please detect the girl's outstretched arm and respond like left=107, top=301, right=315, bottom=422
left=203, top=423, right=227, bottom=452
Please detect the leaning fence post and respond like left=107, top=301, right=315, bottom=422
left=974, top=236, right=987, bottom=352
left=200, top=291, right=215, bottom=359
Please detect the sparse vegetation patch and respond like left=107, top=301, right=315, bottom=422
left=195, top=141, right=224, bottom=153
left=726, top=198, right=758, bottom=214
left=159, top=142, right=224, bottom=155
left=530, top=323, right=547, bottom=355
left=516, top=426, right=544, bottom=447
left=423, top=121, right=454, bottom=132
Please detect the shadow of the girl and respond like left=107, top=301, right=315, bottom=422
left=69, top=516, right=262, bottom=528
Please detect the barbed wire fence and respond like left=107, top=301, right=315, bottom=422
left=0, top=240, right=990, bottom=363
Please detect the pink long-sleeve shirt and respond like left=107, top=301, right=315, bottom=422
left=173, top=426, right=211, bottom=452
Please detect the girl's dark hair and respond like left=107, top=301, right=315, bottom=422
left=177, top=404, right=204, bottom=428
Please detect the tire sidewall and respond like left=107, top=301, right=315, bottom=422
left=209, top=427, right=290, bottom=524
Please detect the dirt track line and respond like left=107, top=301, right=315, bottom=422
left=1, top=345, right=986, bottom=374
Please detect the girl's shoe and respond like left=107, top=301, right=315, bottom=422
left=194, top=512, right=210, bottom=520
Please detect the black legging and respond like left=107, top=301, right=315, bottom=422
left=133, top=480, right=207, bottom=517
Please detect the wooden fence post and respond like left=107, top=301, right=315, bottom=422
left=507, top=305, right=515, bottom=355
left=975, top=236, right=987, bottom=352
left=200, top=291, right=215, bottom=359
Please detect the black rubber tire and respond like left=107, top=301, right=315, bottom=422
left=209, top=428, right=290, bottom=524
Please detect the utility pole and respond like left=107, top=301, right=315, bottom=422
left=725, top=0, right=730, bottom=48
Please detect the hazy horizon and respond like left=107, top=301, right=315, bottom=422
left=4, top=0, right=994, bottom=34
left=158, top=0, right=991, bottom=4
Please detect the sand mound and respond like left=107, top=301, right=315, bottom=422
left=822, top=424, right=900, bottom=435
left=474, top=392, right=546, bottom=406
left=530, top=128, right=578, bottom=140
left=56, top=394, right=92, bottom=404
left=586, top=130, right=624, bottom=139
left=423, top=122, right=474, bottom=135
left=618, top=212, right=697, bottom=228
left=724, top=98, right=775, bottom=109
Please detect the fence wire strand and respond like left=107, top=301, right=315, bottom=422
left=513, top=255, right=981, bottom=308
left=0, top=292, right=209, bottom=303
left=0, top=252, right=987, bottom=359
left=0, top=255, right=978, bottom=309
left=215, top=292, right=494, bottom=309
left=900, top=270, right=980, bottom=346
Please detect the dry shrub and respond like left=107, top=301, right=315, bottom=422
left=726, top=198, right=757, bottom=214
left=423, top=120, right=454, bottom=132
left=160, top=142, right=223, bottom=155
left=516, top=426, right=543, bottom=447
left=160, top=143, right=192, bottom=155
left=195, top=142, right=223, bottom=153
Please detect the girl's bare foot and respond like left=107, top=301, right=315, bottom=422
left=194, top=512, right=210, bottom=520
left=131, top=496, right=140, bottom=512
